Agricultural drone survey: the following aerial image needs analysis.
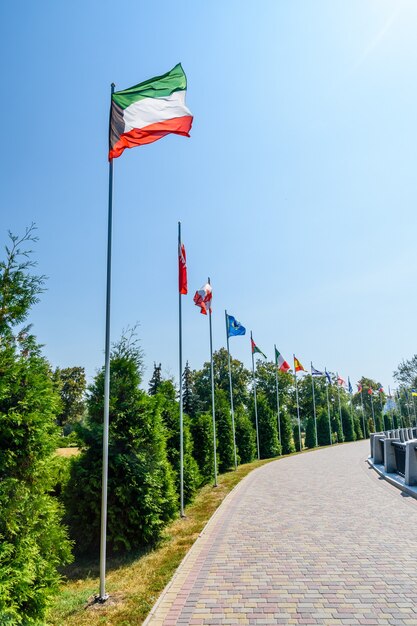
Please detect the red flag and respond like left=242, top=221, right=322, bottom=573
left=367, top=388, right=373, bottom=395
left=337, top=376, right=345, bottom=387
left=179, top=242, right=187, bottom=294
left=357, top=383, right=362, bottom=393
left=193, top=283, right=212, bottom=315
left=294, top=356, right=305, bottom=372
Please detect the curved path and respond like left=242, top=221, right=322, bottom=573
left=144, top=441, right=417, bottom=625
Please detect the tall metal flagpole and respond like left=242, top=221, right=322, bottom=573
left=178, top=222, right=185, bottom=517
left=336, top=372, right=344, bottom=440
left=325, top=369, right=333, bottom=445
left=225, top=310, right=238, bottom=469
left=99, top=82, right=115, bottom=602
left=412, top=392, right=417, bottom=428
left=396, top=390, right=403, bottom=428
left=349, top=384, right=355, bottom=437
left=404, top=388, right=412, bottom=426
left=293, top=355, right=302, bottom=451
left=370, top=390, right=376, bottom=431
left=208, top=278, right=218, bottom=486
left=251, top=332, right=260, bottom=460
left=274, top=346, right=281, bottom=448
left=388, top=385, right=394, bottom=430
left=360, top=388, right=367, bottom=438
left=378, top=390, right=385, bottom=430
left=310, top=363, right=318, bottom=447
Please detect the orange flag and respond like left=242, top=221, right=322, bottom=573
left=294, top=356, right=306, bottom=372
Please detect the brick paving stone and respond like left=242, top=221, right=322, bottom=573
left=143, top=441, right=417, bottom=625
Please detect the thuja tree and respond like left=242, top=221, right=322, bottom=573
left=0, top=226, right=72, bottom=624
left=251, top=392, right=280, bottom=459
left=156, top=379, right=201, bottom=504
left=65, top=330, right=177, bottom=553
left=215, top=389, right=236, bottom=472
left=234, top=405, right=256, bottom=464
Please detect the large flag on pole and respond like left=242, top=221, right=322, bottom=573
left=109, top=64, right=193, bottom=160
left=275, top=347, right=290, bottom=372
left=194, top=283, right=212, bottom=315
left=227, top=314, right=246, bottom=337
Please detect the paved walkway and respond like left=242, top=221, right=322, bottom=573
left=144, top=441, right=417, bottom=625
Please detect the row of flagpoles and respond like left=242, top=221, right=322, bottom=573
left=178, top=222, right=417, bottom=511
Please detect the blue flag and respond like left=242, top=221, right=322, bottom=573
left=325, top=369, right=332, bottom=384
left=348, top=377, right=353, bottom=393
left=311, top=365, right=324, bottom=376
left=227, top=314, right=246, bottom=337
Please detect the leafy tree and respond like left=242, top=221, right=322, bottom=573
left=394, top=355, right=417, bottom=388
left=54, top=366, right=86, bottom=433
left=193, top=348, right=250, bottom=412
left=234, top=405, right=256, bottom=463
left=148, top=362, right=162, bottom=396
left=156, top=379, right=200, bottom=504
left=251, top=393, right=280, bottom=459
left=0, top=227, right=72, bottom=624
left=65, top=331, right=177, bottom=553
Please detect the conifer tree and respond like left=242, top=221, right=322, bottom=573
left=215, top=389, right=236, bottom=472
left=65, top=331, right=177, bottom=553
left=156, top=379, right=200, bottom=504
left=234, top=405, right=256, bottom=463
left=190, top=412, right=215, bottom=483
left=316, top=407, right=332, bottom=445
left=148, top=362, right=162, bottom=395
left=182, top=360, right=199, bottom=418
left=305, top=415, right=317, bottom=448
left=341, top=405, right=356, bottom=442
left=251, top=393, right=281, bottom=459
left=0, top=226, right=72, bottom=624
left=279, top=408, right=296, bottom=454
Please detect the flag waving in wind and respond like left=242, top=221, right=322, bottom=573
left=194, top=283, right=212, bottom=315
left=275, top=347, right=290, bottom=373
left=251, top=338, right=267, bottom=359
left=337, top=375, right=345, bottom=387
left=348, top=377, right=353, bottom=393
left=294, top=356, right=306, bottom=372
left=178, top=242, right=187, bottom=295
left=109, top=63, right=193, bottom=160
left=325, top=369, right=332, bottom=384
left=227, top=314, right=246, bottom=337
left=357, top=383, right=363, bottom=393
left=311, top=365, right=324, bottom=376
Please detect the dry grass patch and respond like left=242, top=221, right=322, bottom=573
left=47, top=457, right=273, bottom=626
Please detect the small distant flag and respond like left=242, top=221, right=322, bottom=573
left=348, top=377, right=353, bottom=393
left=325, top=369, right=332, bottom=384
left=378, top=387, right=384, bottom=394
left=412, top=389, right=417, bottom=397
left=311, top=365, right=324, bottom=376
left=194, top=283, right=212, bottom=315
left=275, top=347, right=291, bottom=373
left=367, top=388, right=373, bottom=395
left=178, top=242, right=187, bottom=295
left=251, top=338, right=267, bottom=359
left=357, top=383, right=363, bottom=393
left=294, top=356, right=306, bottom=372
left=337, top=375, right=346, bottom=387
left=227, top=314, right=246, bottom=337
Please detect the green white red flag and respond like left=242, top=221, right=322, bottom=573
left=275, top=347, right=290, bottom=372
left=109, top=63, right=193, bottom=160
left=251, top=338, right=266, bottom=359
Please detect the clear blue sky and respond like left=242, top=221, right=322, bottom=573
left=1, top=0, right=416, bottom=391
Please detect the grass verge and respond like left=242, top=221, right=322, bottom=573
left=47, top=457, right=274, bottom=626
